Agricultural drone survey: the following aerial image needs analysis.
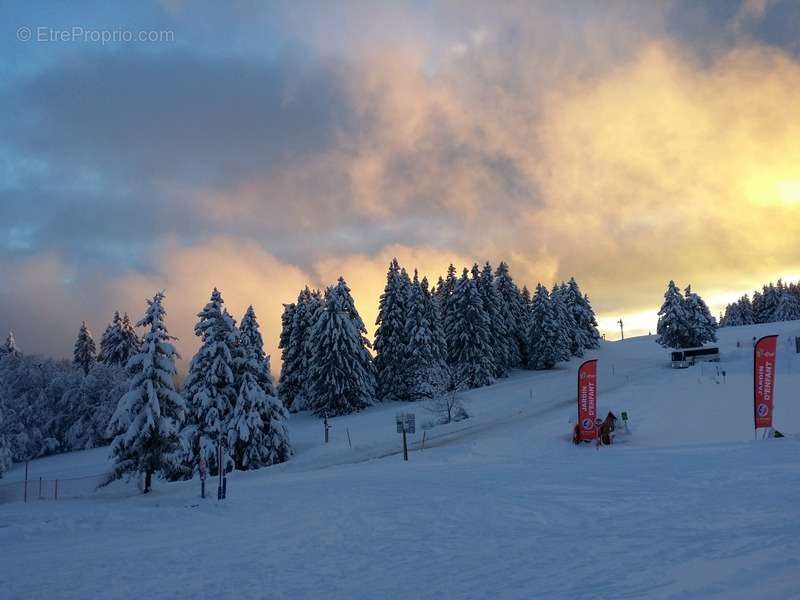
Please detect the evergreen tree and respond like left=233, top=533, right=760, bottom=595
left=107, top=292, right=185, bottom=493
left=181, top=288, right=239, bottom=475
left=551, top=283, right=579, bottom=358
left=306, top=284, right=375, bottom=416
left=445, top=269, right=495, bottom=388
left=73, top=322, right=96, bottom=375
left=683, top=285, right=717, bottom=346
left=228, top=306, right=291, bottom=470
left=477, top=262, right=513, bottom=377
left=2, top=331, right=19, bottom=357
left=528, top=284, right=568, bottom=369
left=774, top=288, right=800, bottom=322
left=98, top=316, right=116, bottom=364
left=374, top=259, right=411, bottom=401
left=403, top=270, right=448, bottom=401
left=519, top=285, right=533, bottom=366
left=238, top=306, right=276, bottom=396
left=277, top=300, right=301, bottom=410
left=434, top=263, right=459, bottom=323
left=751, top=290, right=765, bottom=323
left=738, top=294, right=754, bottom=325
left=656, top=281, right=691, bottom=348
left=565, top=278, right=601, bottom=349
left=493, top=262, right=524, bottom=368
left=98, top=312, right=140, bottom=367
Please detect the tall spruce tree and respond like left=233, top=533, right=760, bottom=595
left=98, top=312, right=141, bottom=367
left=774, top=288, right=800, bottom=322
left=445, top=269, right=495, bottom=388
left=228, top=306, right=291, bottom=470
left=528, top=284, right=568, bottom=370
left=683, top=285, right=717, bottom=346
left=565, top=278, right=600, bottom=349
left=181, top=288, right=239, bottom=475
left=656, top=281, right=691, bottom=348
left=73, top=321, right=97, bottom=375
left=374, top=259, right=411, bottom=401
left=551, top=283, right=579, bottom=358
left=306, top=284, right=375, bottom=416
left=107, top=292, right=185, bottom=493
left=2, top=331, right=19, bottom=357
left=476, top=262, right=512, bottom=377
left=403, top=270, right=448, bottom=401
left=493, top=262, right=524, bottom=368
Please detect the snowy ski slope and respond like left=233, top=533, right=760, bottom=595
left=1, top=322, right=799, bottom=599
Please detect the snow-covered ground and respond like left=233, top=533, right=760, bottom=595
left=2, top=322, right=800, bottom=599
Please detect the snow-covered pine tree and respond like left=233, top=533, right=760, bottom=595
left=774, top=287, right=800, bottom=322
left=306, top=284, right=375, bottom=416
left=683, top=285, right=717, bottom=346
left=180, top=288, right=239, bottom=476
left=73, top=321, right=96, bottom=375
left=423, top=276, right=449, bottom=373
left=565, top=278, right=601, bottom=350
left=278, top=298, right=302, bottom=410
left=519, top=285, right=533, bottom=366
left=527, top=284, right=568, bottom=370
left=98, top=311, right=140, bottom=367
left=239, top=305, right=276, bottom=396
left=228, top=305, right=291, bottom=470
left=656, top=281, right=692, bottom=348
left=375, top=259, right=411, bottom=401
left=758, top=284, right=780, bottom=323
left=98, top=314, right=118, bottom=364
left=478, top=262, right=514, bottom=377
left=493, top=262, right=524, bottom=368
left=720, top=303, right=738, bottom=327
left=551, top=283, right=579, bottom=358
left=751, top=290, right=765, bottom=323
left=2, top=331, right=20, bottom=357
left=403, top=270, right=448, bottom=401
left=738, top=294, right=754, bottom=325
left=445, top=269, right=495, bottom=388
left=107, top=292, right=185, bottom=493
left=434, top=263, right=459, bottom=323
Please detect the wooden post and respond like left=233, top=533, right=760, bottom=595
left=421, top=430, right=426, bottom=451
left=346, top=427, right=352, bottom=449
left=23, top=462, right=28, bottom=503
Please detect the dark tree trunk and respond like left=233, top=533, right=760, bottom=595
left=144, top=469, right=153, bottom=494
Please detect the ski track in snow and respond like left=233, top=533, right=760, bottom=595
left=2, top=322, right=800, bottom=599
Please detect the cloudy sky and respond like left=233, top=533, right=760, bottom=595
left=2, top=0, right=800, bottom=366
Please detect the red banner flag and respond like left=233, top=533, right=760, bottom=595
left=753, top=335, right=778, bottom=431
left=577, top=359, right=598, bottom=442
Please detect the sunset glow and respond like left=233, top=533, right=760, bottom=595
left=2, top=1, right=800, bottom=359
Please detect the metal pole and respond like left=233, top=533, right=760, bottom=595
left=24, top=462, right=28, bottom=503
left=346, top=427, right=352, bottom=449
left=324, top=415, right=330, bottom=444
left=422, top=430, right=426, bottom=451
left=39, top=476, right=42, bottom=500
left=402, top=430, right=408, bottom=461
left=54, top=479, right=58, bottom=501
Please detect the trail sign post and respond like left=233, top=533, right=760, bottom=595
left=323, top=412, right=332, bottom=444
left=396, top=413, right=415, bottom=461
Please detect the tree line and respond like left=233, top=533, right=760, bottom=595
left=278, top=259, right=601, bottom=417
left=719, top=280, right=800, bottom=327
left=0, top=259, right=601, bottom=488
